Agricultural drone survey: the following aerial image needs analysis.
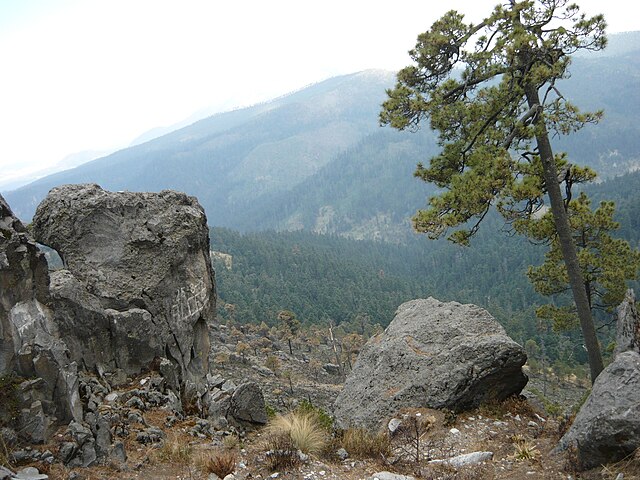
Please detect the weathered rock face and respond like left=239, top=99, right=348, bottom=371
left=0, top=194, right=82, bottom=441
left=334, top=297, right=528, bottom=430
left=32, top=184, right=214, bottom=385
left=558, top=289, right=640, bottom=469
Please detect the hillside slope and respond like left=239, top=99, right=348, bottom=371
left=4, top=33, right=640, bottom=240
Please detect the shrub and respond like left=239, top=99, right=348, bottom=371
left=197, top=449, right=236, bottom=477
left=156, top=434, right=192, bottom=464
left=295, top=400, right=333, bottom=431
left=340, top=428, right=390, bottom=459
left=511, top=435, right=539, bottom=461
left=263, top=411, right=328, bottom=456
left=263, top=430, right=300, bottom=471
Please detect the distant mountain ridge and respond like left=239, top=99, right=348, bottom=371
left=4, top=32, right=640, bottom=240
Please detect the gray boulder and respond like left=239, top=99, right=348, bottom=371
left=32, top=184, right=214, bottom=386
left=615, top=289, right=639, bottom=356
left=229, top=382, right=268, bottom=425
left=558, top=289, right=640, bottom=469
left=334, top=298, right=527, bottom=430
left=0, top=194, right=81, bottom=442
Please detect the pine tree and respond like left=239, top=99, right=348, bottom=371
left=380, top=0, right=607, bottom=380
left=526, top=192, right=640, bottom=331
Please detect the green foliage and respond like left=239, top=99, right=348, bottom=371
left=380, top=0, right=606, bottom=243
left=380, top=0, right=609, bottom=380
left=525, top=193, right=640, bottom=331
left=295, top=400, right=334, bottom=432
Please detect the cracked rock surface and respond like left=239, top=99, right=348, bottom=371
left=32, top=184, right=215, bottom=385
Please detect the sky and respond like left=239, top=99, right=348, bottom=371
left=0, top=0, right=636, bottom=190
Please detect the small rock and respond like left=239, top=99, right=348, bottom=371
left=535, top=414, right=546, bottom=423
left=0, top=466, right=15, bottom=480
left=528, top=421, right=538, bottom=428
left=388, top=418, right=402, bottom=434
left=369, top=472, right=416, bottom=480
left=514, top=414, right=521, bottom=422
left=430, top=451, right=493, bottom=467
left=336, top=448, right=349, bottom=460
left=15, top=467, right=49, bottom=480
left=449, top=428, right=460, bottom=435
left=105, top=392, right=119, bottom=403
left=223, top=475, right=235, bottom=480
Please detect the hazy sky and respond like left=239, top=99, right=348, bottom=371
left=0, top=0, right=635, bottom=189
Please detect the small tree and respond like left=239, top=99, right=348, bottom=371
left=525, top=193, right=640, bottom=331
left=235, top=341, right=250, bottom=363
left=381, top=0, right=607, bottom=381
left=341, top=333, right=364, bottom=371
left=277, top=310, right=301, bottom=355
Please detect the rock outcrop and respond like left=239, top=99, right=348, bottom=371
left=0, top=194, right=81, bottom=442
left=557, top=289, right=640, bottom=469
left=334, top=297, right=528, bottom=430
left=32, top=184, right=214, bottom=388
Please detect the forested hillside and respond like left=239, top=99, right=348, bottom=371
left=211, top=169, right=640, bottom=368
left=5, top=33, right=640, bottom=242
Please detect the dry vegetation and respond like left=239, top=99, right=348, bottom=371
left=4, top=323, right=638, bottom=480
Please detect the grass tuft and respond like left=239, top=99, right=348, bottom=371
left=340, top=427, right=390, bottom=459
left=155, top=434, right=193, bottom=464
left=264, top=411, right=328, bottom=456
left=197, top=449, right=237, bottom=477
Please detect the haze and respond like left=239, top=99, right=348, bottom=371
left=0, top=0, right=635, bottom=190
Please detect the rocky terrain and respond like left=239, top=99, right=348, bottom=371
left=1, top=185, right=639, bottom=480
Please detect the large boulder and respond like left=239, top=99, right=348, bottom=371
left=334, top=297, right=528, bottom=430
left=32, top=184, right=214, bottom=387
left=557, top=289, right=640, bottom=469
left=0, top=194, right=81, bottom=442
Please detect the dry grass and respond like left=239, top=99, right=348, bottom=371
left=222, top=433, right=240, bottom=450
left=340, top=427, right=391, bottom=459
left=155, top=433, right=193, bottom=464
left=263, top=411, right=328, bottom=456
left=263, top=430, right=301, bottom=471
left=510, top=435, right=539, bottom=461
left=478, top=395, right=537, bottom=419
left=197, top=449, right=237, bottom=477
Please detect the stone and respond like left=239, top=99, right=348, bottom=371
left=323, top=363, right=341, bottom=375
left=0, top=194, right=81, bottom=442
left=429, top=451, right=494, bottom=467
left=334, top=298, right=527, bottom=430
left=336, top=448, right=349, bottom=460
left=32, top=184, right=215, bottom=387
left=228, top=382, right=268, bottom=425
left=58, top=442, right=78, bottom=464
left=18, top=401, right=53, bottom=444
left=557, top=350, right=640, bottom=469
left=615, top=289, right=639, bottom=356
left=0, top=466, right=14, bottom=480
left=93, top=415, right=112, bottom=458
left=159, top=357, right=180, bottom=393
left=69, top=421, right=93, bottom=446
left=109, top=441, right=127, bottom=463
left=557, top=290, right=640, bottom=469
left=369, top=472, right=416, bottom=480
left=80, top=441, right=97, bottom=467
left=388, top=418, right=402, bottom=434
left=14, top=467, right=49, bottom=480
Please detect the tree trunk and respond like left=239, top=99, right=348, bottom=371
left=524, top=85, right=604, bottom=383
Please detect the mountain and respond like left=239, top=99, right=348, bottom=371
left=4, top=70, right=395, bottom=223
left=4, top=33, right=640, bottom=241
